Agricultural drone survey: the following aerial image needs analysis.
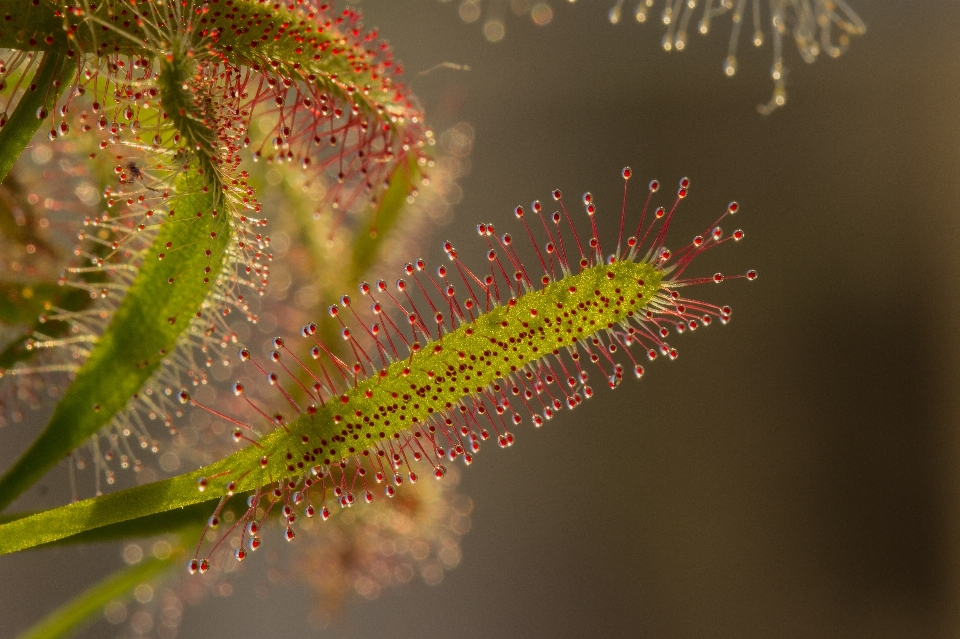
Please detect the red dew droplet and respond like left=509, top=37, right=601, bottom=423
left=622, top=166, right=632, bottom=179
left=746, top=270, right=758, bottom=280
left=187, top=559, right=199, bottom=575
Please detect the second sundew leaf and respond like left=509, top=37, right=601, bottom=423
left=0, top=169, right=229, bottom=512
left=0, top=1, right=429, bottom=217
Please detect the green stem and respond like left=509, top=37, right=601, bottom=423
left=0, top=45, right=75, bottom=184
left=16, top=550, right=182, bottom=639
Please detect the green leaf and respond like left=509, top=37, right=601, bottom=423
left=347, top=154, right=421, bottom=286
left=15, top=551, right=182, bottom=639
left=0, top=170, right=229, bottom=512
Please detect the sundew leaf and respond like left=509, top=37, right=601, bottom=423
left=0, top=170, right=228, bottom=512
left=0, top=173, right=756, bottom=557
left=0, top=258, right=669, bottom=554
left=15, top=550, right=183, bottom=639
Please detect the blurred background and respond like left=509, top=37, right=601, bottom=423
left=3, top=0, right=960, bottom=637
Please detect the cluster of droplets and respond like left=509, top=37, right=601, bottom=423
left=105, top=468, right=469, bottom=639
left=444, top=0, right=561, bottom=42
left=177, top=168, right=755, bottom=571
left=291, top=464, right=471, bottom=615
left=609, top=0, right=866, bottom=113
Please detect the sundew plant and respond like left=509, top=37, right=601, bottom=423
left=0, top=1, right=843, bottom=637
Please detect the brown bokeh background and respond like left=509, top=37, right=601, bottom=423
left=4, top=1, right=960, bottom=637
